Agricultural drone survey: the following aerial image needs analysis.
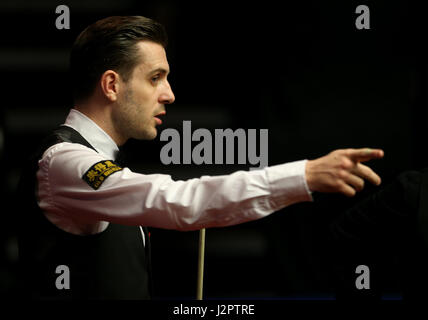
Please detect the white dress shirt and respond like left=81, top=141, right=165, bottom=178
left=36, top=109, right=313, bottom=240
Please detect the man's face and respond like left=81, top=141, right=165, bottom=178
left=113, top=41, right=175, bottom=142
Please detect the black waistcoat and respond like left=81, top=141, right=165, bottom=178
left=17, top=125, right=151, bottom=300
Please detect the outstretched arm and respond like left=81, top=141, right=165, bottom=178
left=37, top=143, right=384, bottom=232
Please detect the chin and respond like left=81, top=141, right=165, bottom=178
left=147, top=133, right=157, bottom=140
left=133, top=128, right=157, bottom=141
left=145, top=128, right=158, bottom=141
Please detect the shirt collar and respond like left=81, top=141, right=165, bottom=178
left=63, top=108, right=119, bottom=159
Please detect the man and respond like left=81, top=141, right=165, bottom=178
left=18, top=16, right=384, bottom=299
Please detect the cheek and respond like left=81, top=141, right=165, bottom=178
left=138, top=92, right=158, bottom=115
left=134, top=87, right=155, bottom=106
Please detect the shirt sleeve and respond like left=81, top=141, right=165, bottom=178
left=37, top=142, right=313, bottom=231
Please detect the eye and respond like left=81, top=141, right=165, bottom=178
left=151, top=74, right=160, bottom=83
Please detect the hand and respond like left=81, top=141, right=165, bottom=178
left=305, top=148, right=384, bottom=197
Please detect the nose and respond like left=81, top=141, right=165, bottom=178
left=160, top=81, right=175, bottom=105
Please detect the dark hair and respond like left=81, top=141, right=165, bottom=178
left=70, top=16, right=168, bottom=103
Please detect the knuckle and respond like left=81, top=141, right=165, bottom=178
left=331, top=150, right=340, bottom=157
left=340, top=158, right=353, bottom=169
left=333, top=179, right=343, bottom=189
left=338, top=169, right=349, bottom=179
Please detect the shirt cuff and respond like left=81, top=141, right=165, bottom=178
left=265, top=159, right=313, bottom=210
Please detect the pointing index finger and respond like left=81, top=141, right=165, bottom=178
left=347, top=148, right=384, bottom=163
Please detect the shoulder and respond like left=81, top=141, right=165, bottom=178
left=38, top=142, right=108, bottom=178
left=40, top=142, right=99, bottom=163
left=37, top=141, right=125, bottom=194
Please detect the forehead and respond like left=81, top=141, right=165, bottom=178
left=134, top=41, right=170, bottom=74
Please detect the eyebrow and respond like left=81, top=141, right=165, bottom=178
left=148, top=68, right=169, bottom=76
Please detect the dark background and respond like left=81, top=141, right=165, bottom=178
left=0, top=0, right=427, bottom=300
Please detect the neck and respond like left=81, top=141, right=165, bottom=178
left=75, top=98, right=127, bottom=146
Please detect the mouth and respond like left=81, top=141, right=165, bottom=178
left=154, top=111, right=166, bottom=125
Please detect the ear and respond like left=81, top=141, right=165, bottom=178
left=100, top=70, right=120, bottom=102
